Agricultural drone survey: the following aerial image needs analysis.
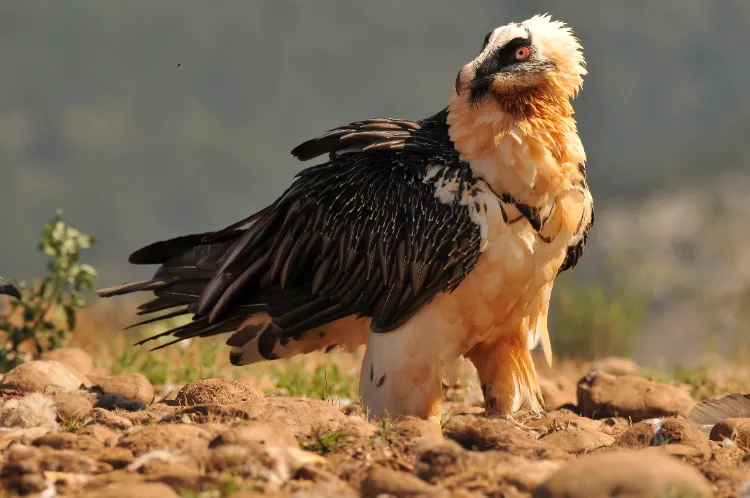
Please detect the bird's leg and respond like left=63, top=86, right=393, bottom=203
left=359, top=329, right=443, bottom=424
left=465, top=333, right=545, bottom=415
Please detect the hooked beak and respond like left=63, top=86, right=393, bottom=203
left=0, top=278, right=21, bottom=300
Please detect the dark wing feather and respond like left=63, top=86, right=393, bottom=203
left=99, top=109, right=483, bottom=350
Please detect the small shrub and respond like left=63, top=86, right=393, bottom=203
left=307, top=427, right=343, bottom=453
left=0, top=210, right=97, bottom=372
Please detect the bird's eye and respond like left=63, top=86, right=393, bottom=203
left=514, top=46, right=531, bottom=61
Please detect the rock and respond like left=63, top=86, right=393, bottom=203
left=32, top=432, right=102, bottom=452
left=526, top=414, right=607, bottom=436
left=52, top=392, right=94, bottom=421
left=341, top=418, right=378, bottom=438
left=0, top=474, right=49, bottom=495
left=175, top=377, right=263, bottom=406
left=539, top=378, right=577, bottom=411
left=442, top=415, right=568, bottom=461
left=413, top=437, right=469, bottom=483
left=233, top=398, right=348, bottom=435
left=361, top=466, right=438, bottom=497
left=710, top=418, right=750, bottom=448
left=118, top=424, right=213, bottom=456
left=0, top=427, right=53, bottom=450
left=83, top=446, right=135, bottom=469
left=586, top=356, right=639, bottom=376
left=81, top=482, right=179, bottom=498
left=88, top=373, right=154, bottom=406
left=2, top=444, right=112, bottom=475
left=39, top=347, right=93, bottom=376
left=577, top=371, right=696, bottom=422
left=162, top=397, right=349, bottom=436
left=78, top=425, right=118, bottom=446
left=533, top=450, right=712, bottom=497
left=617, top=418, right=710, bottom=455
left=541, top=427, right=614, bottom=453
left=392, top=416, right=443, bottom=439
left=413, top=437, right=564, bottom=495
left=2, top=360, right=91, bottom=394
left=209, top=420, right=299, bottom=448
left=638, top=443, right=707, bottom=460
left=0, top=392, right=58, bottom=429
left=125, top=448, right=205, bottom=485
left=207, top=443, right=325, bottom=485
left=90, top=408, right=133, bottom=430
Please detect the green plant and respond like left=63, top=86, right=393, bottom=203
left=377, top=417, right=393, bottom=442
left=270, top=361, right=357, bottom=400
left=0, top=210, right=97, bottom=372
left=550, top=263, right=648, bottom=360
left=308, top=427, right=343, bottom=453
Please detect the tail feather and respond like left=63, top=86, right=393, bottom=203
left=124, top=308, right=192, bottom=330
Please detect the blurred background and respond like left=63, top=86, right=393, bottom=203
left=1, top=1, right=749, bottom=368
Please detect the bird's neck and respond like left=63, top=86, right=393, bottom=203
left=446, top=89, right=586, bottom=206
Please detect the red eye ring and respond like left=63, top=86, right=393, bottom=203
left=515, top=46, right=531, bottom=61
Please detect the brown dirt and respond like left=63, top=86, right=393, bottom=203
left=0, top=365, right=748, bottom=497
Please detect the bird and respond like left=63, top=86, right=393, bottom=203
left=98, top=14, right=593, bottom=422
left=0, top=277, right=21, bottom=300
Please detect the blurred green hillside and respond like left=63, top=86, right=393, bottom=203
left=2, top=1, right=750, bottom=284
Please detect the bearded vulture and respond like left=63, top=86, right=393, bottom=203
left=99, top=15, right=593, bottom=422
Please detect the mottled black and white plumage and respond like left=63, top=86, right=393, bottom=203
left=99, top=111, right=489, bottom=352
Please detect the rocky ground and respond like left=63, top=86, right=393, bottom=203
left=0, top=349, right=748, bottom=497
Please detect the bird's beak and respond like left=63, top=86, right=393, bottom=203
left=0, top=278, right=21, bottom=300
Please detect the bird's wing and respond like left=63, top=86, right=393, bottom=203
left=116, top=110, right=486, bottom=352
left=557, top=166, right=594, bottom=275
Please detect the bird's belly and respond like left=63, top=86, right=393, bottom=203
left=436, top=197, right=569, bottom=352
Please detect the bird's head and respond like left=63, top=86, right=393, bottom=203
left=455, top=15, right=586, bottom=110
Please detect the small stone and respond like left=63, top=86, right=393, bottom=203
left=40, top=348, right=94, bottom=376
left=541, top=427, right=614, bottom=453
left=88, top=373, right=154, bottom=406
left=225, top=397, right=349, bottom=436
left=392, top=416, right=443, bottom=439
left=77, top=425, right=118, bottom=446
left=533, top=450, right=712, bottom=497
left=577, top=371, right=696, bottom=422
left=209, top=420, right=299, bottom=448
left=118, top=424, right=212, bottom=456
left=81, top=482, right=179, bottom=498
left=52, top=392, right=94, bottom=421
left=3, top=444, right=112, bottom=475
left=710, top=418, right=750, bottom=449
left=32, top=432, right=102, bottom=452
left=362, top=465, right=438, bottom=497
left=175, top=377, right=263, bottom=406
left=0, top=427, right=53, bottom=450
left=442, top=415, right=568, bottom=461
left=413, top=437, right=469, bottom=483
left=586, top=356, right=639, bottom=376
left=616, top=418, right=710, bottom=456
left=539, top=378, right=577, bottom=411
left=89, top=408, right=133, bottom=431
left=2, top=360, right=91, bottom=394
left=0, top=393, right=58, bottom=429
